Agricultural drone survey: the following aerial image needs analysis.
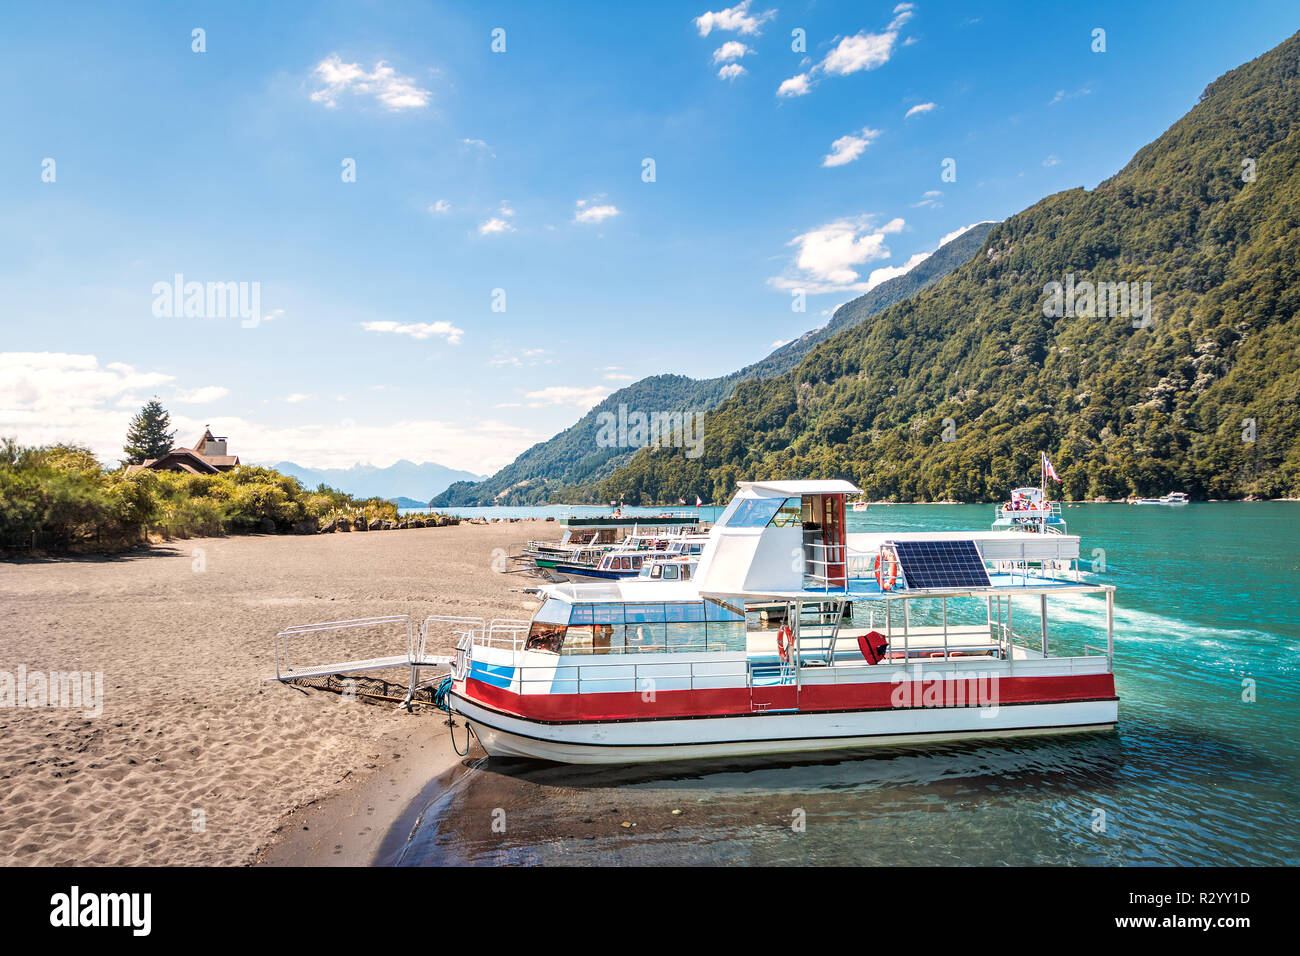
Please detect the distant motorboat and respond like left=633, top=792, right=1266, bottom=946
left=1133, top=492, right=1189, bottom=506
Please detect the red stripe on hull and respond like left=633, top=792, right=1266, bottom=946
left=459, top=673, right=1116, bottom=723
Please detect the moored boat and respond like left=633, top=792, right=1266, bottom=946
left=447, top=479, right=1117, bottom=765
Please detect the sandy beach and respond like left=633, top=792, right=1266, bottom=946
left=0, top=521, right=545, bottom=866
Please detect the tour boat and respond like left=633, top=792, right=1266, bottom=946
left=446, top=480, right=1118, bottom=765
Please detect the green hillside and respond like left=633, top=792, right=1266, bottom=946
left=433, top=222, right=996, bottom=506
left=592, top=32, right=1300, bottom=504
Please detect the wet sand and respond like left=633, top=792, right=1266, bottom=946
left=0, top=521, right=545, bottom=866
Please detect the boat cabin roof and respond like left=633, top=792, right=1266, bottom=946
left=737, top=479, right=861, bottom=498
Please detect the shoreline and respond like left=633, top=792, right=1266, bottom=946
left=0, top=520, right=543, bottom=866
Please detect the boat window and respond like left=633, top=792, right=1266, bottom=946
left=624, top=620, right=667, bottom=653
left=632, top=556, right=642, bottom=568
left=663, top=565, right=679, bottom=580
left=525, top=620, right=564, bottom=654
left=625, top=603, right=666, bottom=623
left=682, top=565, right=691, bottom=580
left=569, top=604, right=595, bottom=625
left=705, top=619, right=745, bottom=652
left=534, top=598, right=571, bottom=626
left=591, top=603, right=624, bottom=625
left=768, top=498, right=803, bottom=528
left=719, top=496, right=786, bottom=529
left=650, top=565, right=663, bottom=579
left=664, top=601, right=707, bottom=622
left=564, top=626, right=595, bottom=654
left=704, top=598, right=745, bottom=622
left=666, top=622, right=706, bottom=653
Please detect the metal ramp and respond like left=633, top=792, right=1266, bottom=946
left=272, top=615, right=529, bottom=708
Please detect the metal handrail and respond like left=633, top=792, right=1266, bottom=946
left=275, top=615, right=415, bottom=679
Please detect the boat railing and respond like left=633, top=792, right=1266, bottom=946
left=510, top=656, right=752, bottom=695
left=804, top=541, right=849, bottom=591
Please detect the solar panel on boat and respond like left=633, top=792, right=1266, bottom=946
left=891, top=539, right=991, bottom=589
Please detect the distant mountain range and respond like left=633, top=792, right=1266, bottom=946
left=265, top=460, right=486, bottom=504
left=432, top=221, right=998, bottom=507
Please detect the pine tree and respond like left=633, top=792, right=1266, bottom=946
left=122, top=399, right=176, bottom=465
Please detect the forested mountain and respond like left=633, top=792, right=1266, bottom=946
left=588, top=31, right=1300, bottom=504
left=433, top=222, right=996, bottom=506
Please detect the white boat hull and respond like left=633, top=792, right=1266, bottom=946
left=451, top=692, right=1117, bottom=765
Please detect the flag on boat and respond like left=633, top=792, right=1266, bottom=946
left=678, top=497, right=687, bottom=505
left=695, top=495, right=703, bottom=507
left=1043, top=453, right=1061, bottom=482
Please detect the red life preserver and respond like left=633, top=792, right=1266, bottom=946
left=777, top=625, right=793, bottom=661
left=874, top=550, right=899, bottom=591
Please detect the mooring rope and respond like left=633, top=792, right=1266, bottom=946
left=432, top=675, right=473, bottom=756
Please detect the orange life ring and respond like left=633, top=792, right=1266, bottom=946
left=777, top=625, right=793, bottom=661
left=874, top=550, right=899, bottom=591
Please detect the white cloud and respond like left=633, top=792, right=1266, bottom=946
left=523, top=385, right=610, bottom=409
left=822, top=127, right=881, bottom=167
left=574, top=199, right=620, bottom=224
left=911, top=189, right=943, bottom=208
left=173, top=386, right=230, bottom=404
left=712, top=40, right=752, bottom=63
left=604, top=372, right=634, bottom=381
left=430, top=199, right=451, bottom=214
left=937, top=220, right=997, bottom=247
left=905, top=101, right=937, bottom=118
left=284, top=393, right=310, bottom=404
left=823, top=30, right=898, bottom=75
left=776, top=9, right=909, bottom=97
left=361, top=320, right=463, bottom=344
left=717, top=63, right=747, bottom=80
left=478, top=217, right=514, bottom=235
left=309, top=55, right=432, bottom=111
left=1042, top=154, right=1061, bottom=167
left=768, top=216, right=907, bottom=294
left=695, top=1, right=775, bottom=37
left=777, top=73, right=811, bottom=97
left=0, top=353, right=545, bottom=472
left=862, top=252, right=930, bottom=289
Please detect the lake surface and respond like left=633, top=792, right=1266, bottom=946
left=389, top=502, right=1300, bottom=866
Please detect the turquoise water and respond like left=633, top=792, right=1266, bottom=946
left=393, top=503, right=1300, bottom=866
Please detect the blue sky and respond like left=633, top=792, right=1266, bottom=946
left=2, top=0, right=1297, bottom=471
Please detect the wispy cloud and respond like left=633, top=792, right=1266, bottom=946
left=524, top=385, right=610, bottom=409
left=717, top=63, right=747, bottom=80
left=1049, top=86, right=1091, bottom=106
left=284, top=393, right=310, bottom=404
left=460, top=138, right=495, bottom=157
left=309, top=55, right=432, bottom=111
left=361, top=321, right=463, bottom=344
left=911, top=189, right=943, bottom=208
left=822, top=127, right=881, bottom=167
left=574, top=199, right=620, bottom=224
left=1042, top=154, right=1061, bottom=167
left=905, top=101, right=937, bottom=118
left=429, top=199, right=451, bottom=214
left=173, top=386, right=230, bottom=404
left=694, top=1, right=775, bottom=37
